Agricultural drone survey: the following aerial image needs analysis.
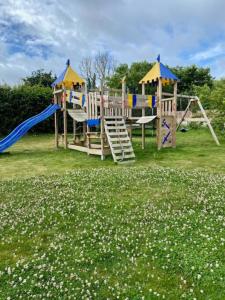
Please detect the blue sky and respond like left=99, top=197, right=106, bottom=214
left=0, top=0, right=225, bottom=84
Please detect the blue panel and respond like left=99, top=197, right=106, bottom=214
left=152, top=95, right=156, bottom=107
left=87, top=119, right=100, bottom=127
left=159, top=62, right=178, bottom=80
left=51, top=66, right=68, bottom=87
left=132, top=94, right=137, bottom=107
left=82, top=94, right=86, bottom=107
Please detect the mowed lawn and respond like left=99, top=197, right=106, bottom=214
left=0, top=129, right=225, bottom=299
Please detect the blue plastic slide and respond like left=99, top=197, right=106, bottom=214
left=0, top=104, right=60, bottom=153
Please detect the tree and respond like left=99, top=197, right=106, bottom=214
left=127, top=61, right=153, bottom=94
left=107, top=64, right=129, bottom=89
left=79, top=56, right=96, bottom=90
left=94, top=51, right=116, bottom=87
left=107, top=61, right=153, bottom=94
left=22, top=69, right=56, bottom=88
left=171, top=65, right=213, bottom=94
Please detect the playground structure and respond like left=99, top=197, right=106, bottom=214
left=0, top=57, right=220, bottom=159
left=52, top=57, right=182, bottom=163
left=51, top=58, right=220, bottom=163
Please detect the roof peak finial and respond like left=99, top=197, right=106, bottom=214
left=66, top=59, right=70, bottom=66
left=157, top=54, right=160, bottom=63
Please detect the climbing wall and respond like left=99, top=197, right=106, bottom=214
left=158, top=116, right=176, bottom=148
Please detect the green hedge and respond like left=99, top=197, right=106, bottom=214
left=0, top=85, right=63, bottom=136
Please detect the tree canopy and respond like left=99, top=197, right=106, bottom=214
left=22, top=69, right=56, bottom=88
left=107, top=61, right=214, bottom=95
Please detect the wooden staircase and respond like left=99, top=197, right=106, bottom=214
left=104, top=116, right=135, bottom=164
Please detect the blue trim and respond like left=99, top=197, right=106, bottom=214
left=159, top=62, right=178, bottom=81
left=51, top=65, right=68, bottom=87
left=69, top=89, right=73, bottom=103
left=133, top=94, right=137, bottom=107
left=152, top=95, right=156, bottom=107
left=87, top=119, right=100, bottom=127
left=82, top=94, right=85, bottom=107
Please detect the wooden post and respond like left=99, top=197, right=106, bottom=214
left=62, top=85, right=68, bottom=149
left=83, top=81, right=87, bottom=145
left=73, top=102, right=76, bottom=142
left=196, top=97, right=220, bottom=146
left=172, top=81, right=177, bottom=148
left=122, top=76, right=126, bottom=117
left=141, top=83, right=145, bottom=149
left=54, top=87, right=59, bottom=148
left=100, top=80, right=105, bottom=160
left=157, top=79, right=162, bottom=150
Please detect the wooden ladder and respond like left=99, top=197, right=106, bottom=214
left=104, top=116, right=135, bottom=164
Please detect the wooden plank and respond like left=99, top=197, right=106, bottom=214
left=104, top=116, right=124, bottom=120
left=106, top=126, right=127, bottom=130
left=105, top=120, right=124, bottom=125
left=68, top=144, right=88, bottom=153
left=111, top=142, right=132, bottom=147
left=113, top=148, right=133, bottom=154
left=107, top=131, right=128, bottom=136
left=110, top=136, right=130, bottom=142
left=115, top=153, right=135, bottom=159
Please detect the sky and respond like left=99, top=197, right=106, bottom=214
left=0, top=0, right=225, bottom=85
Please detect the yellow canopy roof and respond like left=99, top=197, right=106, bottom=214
left=139, top=61, right=178, bottom=85
left=63, top=65, right=85, bottom=87
left=139, top=63, right=160, bottom=84
left=52, top=61, right=85, bottom=88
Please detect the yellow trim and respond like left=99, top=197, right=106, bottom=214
left=62, top=65, right=85, bottom=88
left=79, top=93, right=83, bottom=106
left=147, top=95, right=152, bottom=108
left=139, top=62, right=160, bottom=84
left=128, top=94, right=133, bottom=108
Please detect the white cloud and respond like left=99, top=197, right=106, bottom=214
left=0, top=0, right=225, bottom=84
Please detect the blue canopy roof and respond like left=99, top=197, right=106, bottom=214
left=159, top=62, right=178, bottom=81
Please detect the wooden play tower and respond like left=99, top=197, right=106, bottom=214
left=139, top=56, right=178, bottom=149
left=51, top=58, right=219, bottom=163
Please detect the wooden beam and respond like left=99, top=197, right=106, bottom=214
left=196, top=97, right=220, bottom=146
left=54, top=87, right=59, bottom=148
left=62, top=85, right=68, bottom=149
left=100, top=80, right=105, bottom=160
left=157, top=78, right=162, bottom=150
left=141, top=83, right=145, bottom=150
left=172, top=81, right=177, bottom=148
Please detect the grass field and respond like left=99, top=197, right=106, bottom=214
left=0, top=129, right=225, bottom=299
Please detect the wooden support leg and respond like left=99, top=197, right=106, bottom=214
left=54, top=110, right=59, bottom=148
left=196, top=97, right=220, bottom=146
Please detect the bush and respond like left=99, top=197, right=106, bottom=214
left=211, top=115, right=225, bottom=133
left=0, top=85, right=55, bottom=135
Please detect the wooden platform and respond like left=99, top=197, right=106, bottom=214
left=68, top=144, right=111, bottom=156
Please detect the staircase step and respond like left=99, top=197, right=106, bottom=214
left=115, top=153, right=135, bottom=160
left=105, top=125, right=127, bottom=130
left=104, top=116, right=124, bottom=120
left=107, top=131, right=128, bottom=136
left=113, top=148, right=133, bottom=154
left=105, top=121, right=124, bottom=125
left=110, top=136, right=130, bottom=142
left=104, top=117, right=135, bottom=163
